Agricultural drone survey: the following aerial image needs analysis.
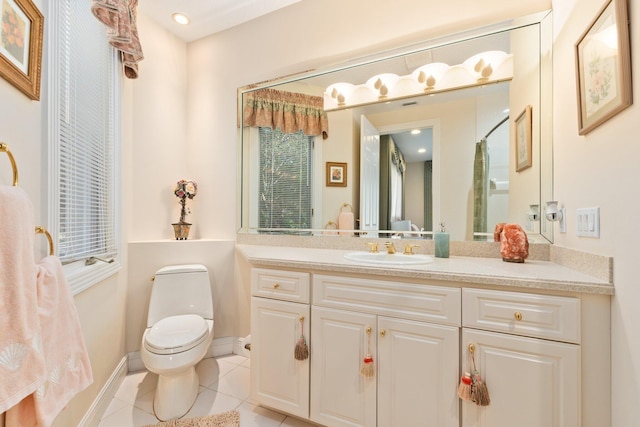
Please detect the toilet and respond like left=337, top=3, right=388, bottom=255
left=140, top=264, right=214, bottom=421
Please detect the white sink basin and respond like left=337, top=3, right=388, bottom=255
left=344, top=251, right=434, bottom=265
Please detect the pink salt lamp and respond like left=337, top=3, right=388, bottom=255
left=494, top=223, right=529, bottom=263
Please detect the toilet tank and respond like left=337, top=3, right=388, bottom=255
left=147, top=264, right=213, bottom=327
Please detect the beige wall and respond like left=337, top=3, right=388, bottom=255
left=551, top=0, right=639, bottom=426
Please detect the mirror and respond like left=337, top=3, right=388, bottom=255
left=238, top=10, right=553, bottom=243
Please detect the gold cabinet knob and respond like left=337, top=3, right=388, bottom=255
left=380, top=329, right=386, bottom=337
left=273, top=283, right=280, bottom=289
left=514, top=311, right=523, bottom=321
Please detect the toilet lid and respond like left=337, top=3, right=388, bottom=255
left=145, top=314, right=209, bottom=354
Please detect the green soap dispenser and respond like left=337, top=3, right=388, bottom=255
left=434, top=222, right=449, bottom=258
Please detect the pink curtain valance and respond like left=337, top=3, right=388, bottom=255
left=243, top=89, right=329, bottom=139
left=91, top=0, right=144, bottom=79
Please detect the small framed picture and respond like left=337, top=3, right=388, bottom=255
left=514, top=105, right=532, bottom=172
left=0, top=0, right=43, bottom=100
left=575, top=0, right=632, bottom=135
left=326, top=162, right=347, bottom=187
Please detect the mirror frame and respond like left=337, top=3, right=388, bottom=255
left=237, top=10, right=553, bottom=243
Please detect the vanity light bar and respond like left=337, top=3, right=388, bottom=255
left=324, top=51, right=513, bottom=111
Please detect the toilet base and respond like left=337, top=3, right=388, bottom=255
left=153, top=366, right=199, bottom=421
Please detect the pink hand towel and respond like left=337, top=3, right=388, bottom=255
left=0, top=186, right=46, bottom=414
left=338, top=211, right=354, bottom=236
left=6, top=256, right=93, bottom=426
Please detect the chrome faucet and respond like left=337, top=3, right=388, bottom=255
left=384, top=242, right=397, bottom=254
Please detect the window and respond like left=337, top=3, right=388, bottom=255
left=48, top=0, right=120, bottom=294
left=258, top=127, right=313, bottom=231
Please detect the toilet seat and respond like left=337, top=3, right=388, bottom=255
left=144, top=314, right=210, bottom=355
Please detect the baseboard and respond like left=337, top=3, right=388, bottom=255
left=78, top=355, right=128, bottom=427
left=127, top=350, right=145, bottom=372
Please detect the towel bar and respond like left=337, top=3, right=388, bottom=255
left=35, top=226, right=54, bottom=256
left=0, top=143, right=19, bottom=186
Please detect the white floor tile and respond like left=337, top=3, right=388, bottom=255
left=101, top=354, right=326, bottom=426
left=216, top=354, right=248, bottom=366
left=209, top=365, right=250, bottom=401
left=281, top=416, right=321, bottom=427
left=114, top=371, right=157, bottom=405
left=97, top=403, right=158, bottom=427
left=235, top=401, right=286, bottom=427
left=183, top=387, right=243, bottom=419
left=131, top=389, right=155, bottom=415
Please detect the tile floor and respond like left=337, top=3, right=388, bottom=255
left=98, top=354, right=317, bottom=427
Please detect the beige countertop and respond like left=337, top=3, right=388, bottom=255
left=237, top=244, right=614, bottom=295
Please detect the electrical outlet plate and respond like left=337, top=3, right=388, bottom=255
left=576, top=207, right=600, bottom=238
left=525, top=212, right=534, bottom=232
left=559, top=208, right=567, bottom=233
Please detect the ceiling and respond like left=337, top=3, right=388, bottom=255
left=138, top=0, right=302, bottom=43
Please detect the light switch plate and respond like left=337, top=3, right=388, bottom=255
left=576, top=207, right=600, bottom=238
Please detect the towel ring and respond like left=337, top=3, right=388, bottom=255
left=341, top=203, right=353, bottom=212
left=35, top=226, right=54, bottom=256
left=0, top=143, right=19, bottom=186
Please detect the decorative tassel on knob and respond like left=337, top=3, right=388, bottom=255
left=360, top=326, right=375, bottom=378
left=469, top=344, right=490, bottom=406
left=294, top=316, right=309, bottom=361
left=460, top=343, right=491, bottom=406
left=458, top=372, right=473, bottom=401
left=361, top=354, right=375, bottom=378
left=470, top=371, right=491, bottom=406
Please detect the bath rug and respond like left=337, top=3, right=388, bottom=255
left=143, top=410, right=240, bottom=427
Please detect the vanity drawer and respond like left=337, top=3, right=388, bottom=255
left=313, top=274, right=460, bottom=326
left=251, top=268, right=310, bottom=303
left=462, top=288, right=580, bottom=343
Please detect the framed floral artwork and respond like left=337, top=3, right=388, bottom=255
left=515, top=105, right=532, bottom=172
left=575, top=0, right=632, bottom=135
left=0, top=0, right=43, bottom=100
left=326, top=162, right=347, bottom=187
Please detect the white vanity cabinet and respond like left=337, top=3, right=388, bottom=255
left=310, top=274, right=460, bottom=427
left=247, top=260, right=610, bottom=427
left=460, top=288, right=581, bottom=427
left=250, top=268, right=310, bottom=418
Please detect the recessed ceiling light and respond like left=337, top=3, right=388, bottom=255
left=411, top=129, right=421, bottom=135
left=418, top=148, right=427, bottom=153
left=172, top=13, right=190, bottom=25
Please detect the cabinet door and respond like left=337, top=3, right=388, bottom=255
left=310, top=306, right=377, bottom=427
left=251, top=297, right=310, bottom=418
left=378, top=316, right=459, bottom=427
left=461, top=329, right=580, bottom=427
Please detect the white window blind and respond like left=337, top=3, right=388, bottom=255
left=258, top=127, right=313, bottom=231
left=50, top=1, right=118, bottom=266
